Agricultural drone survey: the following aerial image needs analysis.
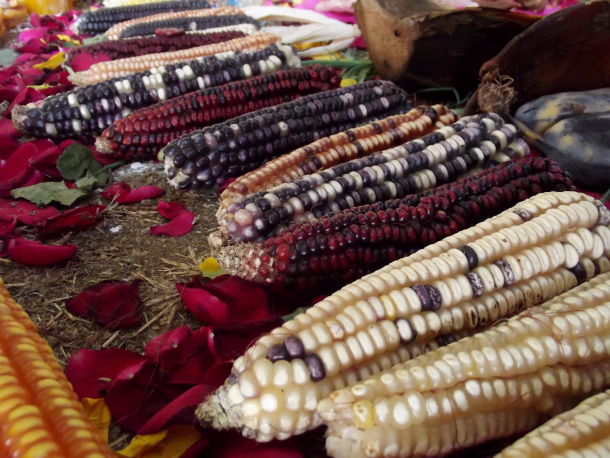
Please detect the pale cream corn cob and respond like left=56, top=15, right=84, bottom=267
left=321, top=271, right=610, bottom=458
left=196, top=191, right=610, bottom=442
left=495, top=389, right=610, bottom=458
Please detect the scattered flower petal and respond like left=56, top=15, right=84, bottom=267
left=0, top=217, right=16, bottom=236
left=33, top=51, right=66, bottom=70
left=149, top=201, right=195, bottom=237
left=209, top=316, right=284, bottom=361
left=198, top=257, right=227, bottom=279
left=0, top=142, right=37, bottom=195
left=66, top=348, right=147, bottom=400
left=0, top=199, right=58, bottom=226
left=116, top=425, right=201, bottom=458
left=209, top=431, right=302, bottom=458
left=101, top=182, right=165, bottom=204
left=82, top=398, right=111, bottom=442
left=40, top=204, right=106, bottom=232
left=7, top=237, right=77, bottom=265
left=65, top=279, right=143, bottom=329
left=68, top=51, right=111, bottom=71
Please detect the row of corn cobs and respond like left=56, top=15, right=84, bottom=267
left=10, top=1, right=610, bottom=456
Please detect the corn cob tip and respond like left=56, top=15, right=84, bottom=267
left=11, top=105, right=30, bottom=134
left=95, top=137, right=114, bottom=154
left=209, top=230, right=227, bottom=250
left=68, top=72, right=95, bottom=88
left=196, top=379, right=254, bottom=435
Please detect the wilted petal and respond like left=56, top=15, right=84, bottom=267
left=40, top=204, right=106, bottom=232
left=8, top=237, right=77, bottom=265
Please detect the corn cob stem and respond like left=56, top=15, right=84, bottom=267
left=0, top=279, right=114, bottom=458
left=322, top=270, right=610, bottom=457
left=218, top=107, right=458, bottom=210
left=70, top=32, right=280, bottom=86
left=216, top=158, right=573, bottom=289
left=96, top=66, right=342, bottom=161
left=495, top=389, right=610, bottom=458
left=105, top=6, right=244, bottom=40
left=163, top=81, right=412, bottom=191
left=73, top=0, right=210, bottom=34
left=65, top=30, right=248, bottom=68
left=13, top=44, right=299, bottom=140
left=197, top=192, right=610, bottom=441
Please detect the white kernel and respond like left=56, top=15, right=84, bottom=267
left=197, top=77, right=205, bottom=89
left=158, top=88, right=167, bottom=101
left=258, top=60, right=268, bottom=74
left=71, top=119, right=82, bottom=133
left=67, top=94, right=78, bottom=108
left=183, top=65, right=194, bottom=79
left=176, top=68, right=185, bottom=82
left=45, top=123, right=58, bottom=136
left=79, top=105, right=91, bottom=120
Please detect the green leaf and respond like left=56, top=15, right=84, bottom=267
left=0, top=49, right=19, bottom=68
left=57, top=144, right=94, bottom=180
left=75, top=174, right=103, bottom=192
left=282, top=307, right=309, bottom=322
left=11, top=182, right=86, bottom=206
left=82, top=34, right=107, bottom=46
left=60, top=41, right=77, bottom=48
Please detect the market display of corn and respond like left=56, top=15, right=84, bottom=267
left=2, top=0, right=610, bottom=457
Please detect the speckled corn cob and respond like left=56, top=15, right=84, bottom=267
left=69, top=32, right=280, bottom=85
left=216, top=114, right=529, bottom=244
left=197, top=192, right=610, bottom=442
left=216, top=158, right=573, bottom=289
left=64, top=30, right=247, bottom=69
left=0, top=279, right=114, bottom=458
left=105, top=6, right=244, bottom=40
left=12, top=44, right=298, bottom=140
left=96, top=66, right=342, bottom=161
left=320, top=270, right=610, bottom=458
left=119, top=15, right=259, bottom=41
left=495, top=389, right=610, bottom=458
left=104, top=0, right=174, bottom=7
left=163, top=81, right=412, bottom=191
left=218, top=106, right=458, bottom=210
left=73, top=0, right=210, bottom=34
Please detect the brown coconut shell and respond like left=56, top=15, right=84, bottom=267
left=465, top=1, right=610, bottom=115
left=354, top=0, right=540, bottom=93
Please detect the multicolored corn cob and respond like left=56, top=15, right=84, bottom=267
left=105, top=6, right=244, bottom=40
left=119, top=15, right=259, bottom=40
left=496, top=389, right=610, bottom=458
left=163, top=81, right=412, bottom=191
left=64, top=30, right=247, bottom=69
left=12, top=44, right=299, bottom=140
left=218, top=107, right=458, bottom=209
left=197, top=191, right=610, bottom=442
left=321, top=270, right=610, bottom=458
left=69, top=32, right=280, bottom=85
left=0, top=279, right=114, bottom=457
left=96, top=66, right=342, bottom=161
left=73, top=0, right=210, bottom=34
left=216, top=158, right=573, bottom=288
left=104, top=0, right=174, bottom=7
left=216, top=114, right=529, bottom=244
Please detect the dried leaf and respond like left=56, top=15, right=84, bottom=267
left=11, top=181, right=86, bottom=206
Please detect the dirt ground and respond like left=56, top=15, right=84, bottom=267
left=0, top=163, right=219, bottom=367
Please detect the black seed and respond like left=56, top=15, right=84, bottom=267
left=411, top=284, right=432, bottom=311
left=283, top=335, right=305, bottom=359
left=513, top=208, right=533, bottom=222
left=458, top=245, right=478, bottom=270
left=570, top=263, right=587, bottom=284
left=424, top=285, right=442, bottom=311
left=304, top=353, right=326, bottom=381
left=467, top=271, right=484, bottom=297
left=493, top=259, right=514, bottom=286
left=266, top=343, right=291, bottom=362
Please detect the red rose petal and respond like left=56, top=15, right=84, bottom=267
left=181, top=439, right=211, bottom=458
left=0, top=118, right=22, bottom=138
left=104, top=361, right=184, bottom=432
left=0, top=200, right=58, bottom=226
left=156, top=201, right=184, bottom=220
left=216, top=177, right=236, bottom=195
left=176, top=278, right=230, bottom=326
left=210, top=432, right=302, bottom=458
left=9, top=87, right=47, bottom=111
left=0, top=136, right=21, bottom=160
left=29, top=142, right=68, bottom=178
left=65, top=279, right=142, bottom=329
left=0, top=142, right=36, bottom=195
left=165, top=346, right=216, bottom=385
left=8, top=237, right=77, bottom=265
left=40, top=204, right=106, bottom=232
left=101, top=182, right=165, bottom=204
left=209, top=316, right=284, bottom=361
left=18, top=169, right=45, bottom=188
left=202, top=361, right=232, bottom=387
left=0, top=217, right=16, bottom=236
left=205, top=275, right=270, bottom=324
left=149, top=207, right=195, bottom=237
left=66, top=348, right=147, bottom=400
left=137, top=384, right=213, bottom=435
left=145, top=325, right=210, bottom=370
left=68, top=51, right=111, bottom=72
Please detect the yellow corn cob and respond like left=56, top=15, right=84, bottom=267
left=320, top=271, right=610, bottom=458
left=196, top=191, right=610, bottom=442
left=0, top=279, right=114, bottom=458
left=69, top=32, right=280, bottom=86
left=105, top=6, right=243, bottom=40
left=496, top=389, right=610, bottom=458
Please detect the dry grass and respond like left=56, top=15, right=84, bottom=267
left=0, top=163, right=220, bottom=367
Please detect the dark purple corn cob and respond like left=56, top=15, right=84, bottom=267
left=119, top=15, right=260, bottom=39
left=162, top=80, right=413, bottom=191
left=216, top=157, right=575, bottom=291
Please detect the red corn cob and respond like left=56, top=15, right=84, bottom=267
left=216, top=157, right=575, bottom=291
left=96, top=65, right=343, bottom=161
left=65, top=30, right=247, bottom=69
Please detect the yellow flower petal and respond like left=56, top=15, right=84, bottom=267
left=81, top=398, right=111, bottom=443
left=198, top=257, right=227, bottom=279
left=33, top=52, right=65, bottom=70
left=57, top=34, right=81, bottom=46
left=293, top=41, right=327, bottom=51
left=116, top=425, right=201, bottom=458
left=27, top=84, right=50, bottom=90
left=340, top=78, right=358, bottom=87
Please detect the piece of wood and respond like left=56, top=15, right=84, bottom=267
left=354, top=0, right=539, bottom=93
left=465, top=1, right=610, bottom=115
